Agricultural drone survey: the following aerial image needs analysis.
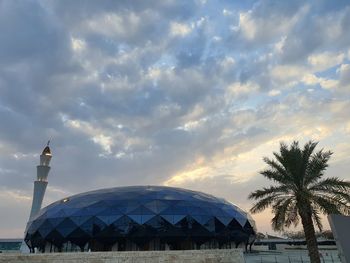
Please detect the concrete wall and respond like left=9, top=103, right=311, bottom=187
left=0, top=249, right=244, bottom=263
left=328, top=214, right=350, bottom=263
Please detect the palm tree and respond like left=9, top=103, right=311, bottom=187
left=248, top=141, right=350, bottom=263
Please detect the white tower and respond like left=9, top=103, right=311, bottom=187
left=28, top=142, right=52, bottom=220
left=21, top=142, right=52, bottom=253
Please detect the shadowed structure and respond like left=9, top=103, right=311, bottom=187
left=24, top=186, right=256, bottom=252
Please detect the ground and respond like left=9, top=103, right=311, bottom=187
left=244, top=250, right=341, bottom=263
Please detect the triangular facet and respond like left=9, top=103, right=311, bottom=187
left=235, top=216, right=247, bottom=227
left=96, top=207, right=122, bottom=216
left=141, top=214, right=155, bottom=224
left=70, top=216, right=91, bottom=226
left=130, top=205, right=155, bottom=215
left=160, top=215, right=173, bottom=224
left=216, top=216, right=232, bottom=226
left=38, top=227, right=52, bottom=237
left=47, top=217, right=65, bottom=227
left=96, top=215, right=123, bottom=225
left=128, top=215, right=142, bottom=224
left=51, top=209, right=67, bottom=217
left=63, top=208, right=81, bottom=216
left=144, top=200, right=169, bottom=214
left=191, top=215, right=207, bottom=225
left=56, top=226, right=76, bottom=237
left=173, top=215, right=186, bottom=224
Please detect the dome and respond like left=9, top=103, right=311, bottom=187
left=25, top=186, right=256, bottom=252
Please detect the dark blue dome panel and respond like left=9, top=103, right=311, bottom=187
left=25, top=186, right=256, bottom=252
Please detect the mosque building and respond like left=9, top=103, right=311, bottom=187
left=24, top=145, right=256, bottom=253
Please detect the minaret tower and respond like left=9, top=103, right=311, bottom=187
left=28, top=141, right=52, bottom=220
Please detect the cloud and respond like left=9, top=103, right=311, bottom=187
left=279, top=4, right=350, bottom=63
left=338, top=64, right=350, bottom=89
left=236, top=3, right=308, bottom=43
left=170, top=22, right=192, bottom=37
left=302, top=74, right=338, bottom=90
left=0, top=0, right=349, bottom=238
left=227, top=81, right=260, bottom=99
left=308, top=52, right=344, bottom=71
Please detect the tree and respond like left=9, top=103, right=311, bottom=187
left=318, top=230, right=333, bottom=240
left=256, top=232, right=266, bottom=240
left=283, top=230, right=305, bottom=239
left=248, top=141, right=350, bottom=263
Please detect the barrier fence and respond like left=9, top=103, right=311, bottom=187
left=244, top=251, right=341, bottom=263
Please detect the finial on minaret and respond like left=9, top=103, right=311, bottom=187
left=41, top=140, right=52, bottom=156
left=40, top=141, right=52, bottom=167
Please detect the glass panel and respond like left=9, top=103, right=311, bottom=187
left=26, top=185, right=256, bottom=251
left=235, top=216, right=247, bottom=227
left=57, top=226, right=76, bottom=237
left=160, top=215, right=174, bottom=224
left=141, top=214, right=155, bottom=224
left=216, top=216, right=232, bottom=226
left=128, top=215, right=142, bottom=224
left=173, top=214, right=186, bottom=224
left=96, top=215, right=123, bottom=225
left=70, top=216, right=91, bottom=226
left=38, top=227, right=52, bottom=237
left=47, top=217, right=65, bottom=227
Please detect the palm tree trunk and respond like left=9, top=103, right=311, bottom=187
left=300, top=213, right=320, bottom=263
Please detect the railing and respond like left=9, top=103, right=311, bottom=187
left=244, top=251, right=341, bottom=263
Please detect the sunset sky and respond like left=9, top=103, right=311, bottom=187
left=0, top=0, right=350, bottom=238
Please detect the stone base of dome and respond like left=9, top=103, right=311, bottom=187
left=0, top=249, right=244, bottom=263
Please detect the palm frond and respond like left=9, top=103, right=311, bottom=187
left=311, top=207, right=323, bottom=232
left=277, top=141, right=305, bottom=188
left=250, top=195, right=283, bottom=214
left=272, top=143, right=293, bottom=174
left=304, top=150, right=332, bottom=186
left=300, top=141, right=318, bottom=182
left=264, top=156, right=290, bottom=177
left=284, top=201, right=299, bottom=228
left=260, top=168, right=292, bottom=186
left=309, top=177, right=350, bottom=192
left=327, top=190, right=350, bottom=203
left=248, top=185, right=291, bottom=200
left=320, top=195, right=350, bottom=215
left=271, top=197, right=294, bottom=231
left=311, top=195, right=349, bottom=215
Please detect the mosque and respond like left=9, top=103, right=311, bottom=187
left=23, top=144, right=257, bottom=253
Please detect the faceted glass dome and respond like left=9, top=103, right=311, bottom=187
left=25, top=186, right=256, bottom=252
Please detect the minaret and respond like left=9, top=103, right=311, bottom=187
left=21, top=142, right=52, bottom=253
left=28, top=141, right=52, bottom=220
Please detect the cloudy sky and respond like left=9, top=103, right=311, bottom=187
left=1, top=0, right=350, bottom=238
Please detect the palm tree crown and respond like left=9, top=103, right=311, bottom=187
left=249, top=141, right=350, bottom=263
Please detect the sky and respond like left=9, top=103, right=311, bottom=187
left=0, top=0, right=350, bottom=238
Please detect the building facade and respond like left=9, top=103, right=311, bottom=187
left=25, top=186, right=256, bottom=253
